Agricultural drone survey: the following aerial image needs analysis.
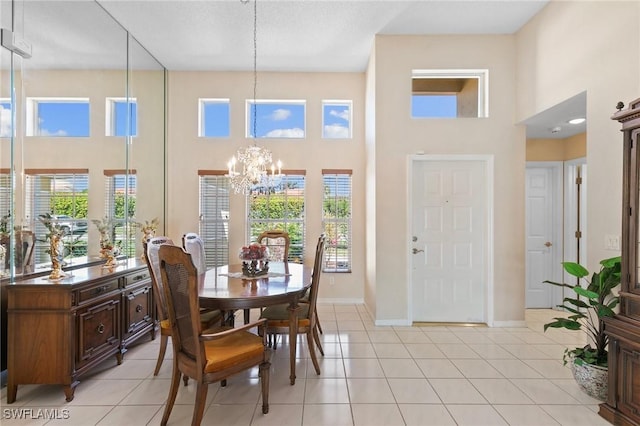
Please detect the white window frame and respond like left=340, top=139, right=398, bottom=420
left=322, top=100, right=352, bottom=139
left=198, top=98, right=230, bottom=138
left=411, top=69, right=489, bottom=118
left=322, top=170, right=352, bottom=272
left=105, top=97, right=138, bottom=137
left=104, top=171, right=137, bottom=257
left=198, top=172, right=231, bottom=268
left=247, top=172, right=306, bottom=263
left=245, top=99, right=306, bottom=139
left=25, top=97, right=91, bottom=137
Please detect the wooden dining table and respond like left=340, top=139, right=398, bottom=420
left=198, top=262, right=312, bottom=385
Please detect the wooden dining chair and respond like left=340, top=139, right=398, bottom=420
left=144, top=237, right=223, bottom=378
left=158, top=244, right=271, bottom=426
left=259, top=234, right=326, bottom=375
left=183, top=232, right=235, bottom=326
left=4, top=230, right=36, bottom=273
left=257, top=230, right=290, bottom=263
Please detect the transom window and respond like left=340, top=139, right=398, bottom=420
left=411, top=69, right=489, bottom=118
left=246, top=100, right=305, bottom=138
left=322, top=170, right=352, bottom=272
left=106, top=98, right=137, bottom=137
left=198, top=171, right=230, bottom=268
left=199, top=98, right=230, bottom=138
left=322, top=100, right=352, bottom=139
left=1, top=100, right=11, bottom=138
left=26, top=97, right=90, bottom=137
left=247, top=172, right=305, bottom=263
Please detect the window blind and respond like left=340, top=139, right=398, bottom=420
left=199, top=171, right=230, bottom=268
left=322, top=170, right=352, bottom=272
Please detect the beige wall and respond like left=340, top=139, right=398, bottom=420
left=526, top=133, right=586, bottom=161
left=167, top=71, right=366, bottom=302
left=371, top=34, right=525, bottom=324
left=516, top=0, right=640, bottom=270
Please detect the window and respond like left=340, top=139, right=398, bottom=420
left=199, top=171, right=230, bottom=268
left=104, top=170, right=137, bottom=257
left=26, top=97, right=90, bottom=137
left=1, top=99, right=11, bottom=138
left=411, top=69, right=489, bottom=118
left=246, top=100, right=305, bottom=138
left=322, top=170, right=352, bottom=272
left=322, top=100, right=352, bottom=139
left=199, top=98, right=230, bottom=137
left=106, top=98, right=137, bottom=136
left=0, top=171, right=10, bottom=229
left=247, top=172, right=305, bottom=263
left=24, top=169, right=89, bottom=265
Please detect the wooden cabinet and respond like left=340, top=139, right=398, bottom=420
left=600, top=98, right=640, bottom=426
left=6, top=259, right=155, bottom=403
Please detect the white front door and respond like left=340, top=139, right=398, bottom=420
left=411, top=160, right=487, bottom=323
left=525, top=163, right=563, bottom=308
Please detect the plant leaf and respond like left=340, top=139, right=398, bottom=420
left=562, top=262, right=589, bottom=278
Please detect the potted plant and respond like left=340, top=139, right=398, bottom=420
left=543, top=255, right=621, bottom=401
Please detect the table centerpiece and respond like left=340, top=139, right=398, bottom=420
left=239, top=243, right=270, bottom=277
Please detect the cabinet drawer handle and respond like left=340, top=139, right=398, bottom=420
left=132, top=274, right=145, bottom=282
left=95, top=285, right=109, bottom=295
left=135, top=304, right=143, bottom=313
left=97, top=323, right=105, bottom=334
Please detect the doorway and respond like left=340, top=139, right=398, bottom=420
left=525, top=162, right=563, bottom=308
left=408, top=155, right=492, bottom=324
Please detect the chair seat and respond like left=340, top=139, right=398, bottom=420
left=203, top=330, right=265, bottom=373
left=260, top=303, right=310, bottom=328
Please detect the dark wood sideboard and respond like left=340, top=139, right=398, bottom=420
left=600, top=98, right=640, bottom=426
left=6, top=258, right=156, bottom=403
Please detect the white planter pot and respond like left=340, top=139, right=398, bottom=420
left=570, top=359, right=608, bottom=401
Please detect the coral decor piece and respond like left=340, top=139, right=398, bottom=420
left=92, top=217, right=120, bottom=269
left=239, top=243, right=270, bottom=277
left=38, top=213, right=66, bottom=280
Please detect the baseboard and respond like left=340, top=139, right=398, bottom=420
left=492, top=320, right=527, bottom=328
left=317, top=298, right=364, bottom=305
left=374, top=318, right=412, bottom=326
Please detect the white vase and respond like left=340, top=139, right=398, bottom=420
left=569, top=358, right=608, bottom=401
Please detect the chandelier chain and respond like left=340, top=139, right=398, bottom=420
left=227, top=0, right=281, bottom=195
left=252, top=0, right=257, bottom=141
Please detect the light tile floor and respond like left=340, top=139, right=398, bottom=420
left=0, top=306, right=612, bottom=425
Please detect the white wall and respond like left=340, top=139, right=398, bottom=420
left=371, top=35, right=526, bottom=324
left=516, top=0, right=640, bottom=270
left=167, top=71, right=366, bottom=302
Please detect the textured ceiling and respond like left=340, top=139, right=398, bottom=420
left=8, top=0, right=585, bottom=139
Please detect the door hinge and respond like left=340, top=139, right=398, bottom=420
left=575, top=177, right=582, bottom=185
left=575, top=230, right=582, bottom=239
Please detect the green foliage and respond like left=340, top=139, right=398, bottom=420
left=543, top=256, right=621, bottom=367
left=51, top=191, right=88, bottom=218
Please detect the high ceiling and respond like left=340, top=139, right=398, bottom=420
left=96, top=0, right=550, bottom=72
left=10, top=0, right=585, bottom=139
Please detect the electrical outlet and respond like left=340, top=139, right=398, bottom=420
left=329, top=276, right=335, bottom=286
left=605, top=234, right=622, bottom=251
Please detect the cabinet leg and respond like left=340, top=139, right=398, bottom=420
left=116, top=352, right=123, bottom=365
left=6, top=383, right=17, bottom=403
left=63, top=385, right=75, bottom=402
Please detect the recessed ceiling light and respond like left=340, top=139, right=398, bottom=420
left=568, top=118, right=586, bottom=125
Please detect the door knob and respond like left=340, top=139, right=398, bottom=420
left=544, top=241, right=552, bottom=247
left=412, top=248, right=424, bottom=254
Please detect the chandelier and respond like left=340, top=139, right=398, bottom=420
left=227, top=0, right=281, bottom=194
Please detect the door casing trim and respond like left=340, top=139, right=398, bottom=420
left=406, top=154, right=494, bottom=326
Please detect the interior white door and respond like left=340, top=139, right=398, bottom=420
left=411, top=160, right=486, bottom=323
left=525, top=165, right=560, bottom=308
